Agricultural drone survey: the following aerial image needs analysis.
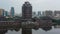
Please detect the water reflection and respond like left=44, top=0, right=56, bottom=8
left=0, top=25, right=60, bottom=34
left=0, top=26, right=21, bottom=34
left=0, top=29, right=7, bottom=34
left=41, top=27, right=52, bottom=31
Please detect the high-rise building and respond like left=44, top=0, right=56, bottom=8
left=10, top=7, right=15, bottom=17
left=4, top=11, right=8, bottom=16
left=45, top=10, right=53, bottom=17
left=54, top=11, right=60, bottom=16
left=32, top=12, right=36, bottom=16
left=22, top=1, right=32, bottom=19
left=0, top=9, right=4, bottom=16
left=42, top=11, right=45, bottom=16
left=38, top=11, right=41, bottom=16
left=32, top=12, right=36, bottom=17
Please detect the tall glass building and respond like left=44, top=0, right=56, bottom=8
left=10, top=7, right=15, bottom=17
left=5, top=11, right=8, bottom=16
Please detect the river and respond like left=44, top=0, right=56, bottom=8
left=5, top=26, right=60, bottom=34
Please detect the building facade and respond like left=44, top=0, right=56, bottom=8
left=4, top=11, right=8, bottom=16
left=45, top=10, right=53, bottom=17
left=32, top=12, right=36, bottom=18
left=54, top=11, right=60, bottom=16
left=10, top=7, right=15, bottom=17
left=0, top=9, right=4, bottom=16
left=42, top=11, right=45, bottom=16
left=22, top=1, right=32, bottom=19
left=38, top=11, right=41, bottom=16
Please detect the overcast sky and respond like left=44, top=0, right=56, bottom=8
left=0, top=0, right=60, bottom=14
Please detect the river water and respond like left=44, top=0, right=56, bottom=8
left=5, top=26, right=60, bottom=34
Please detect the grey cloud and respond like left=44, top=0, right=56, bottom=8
left=0, top=0, right=60, bottom=13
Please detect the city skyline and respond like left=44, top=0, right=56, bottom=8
left=0, top=0, right=60, bottom=14
left=0, top=1, right=60, bottom=34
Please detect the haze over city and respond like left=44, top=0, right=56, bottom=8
left=0, top=0, right=60, bottom=14
left=0, top=0, right=60, bottom=34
